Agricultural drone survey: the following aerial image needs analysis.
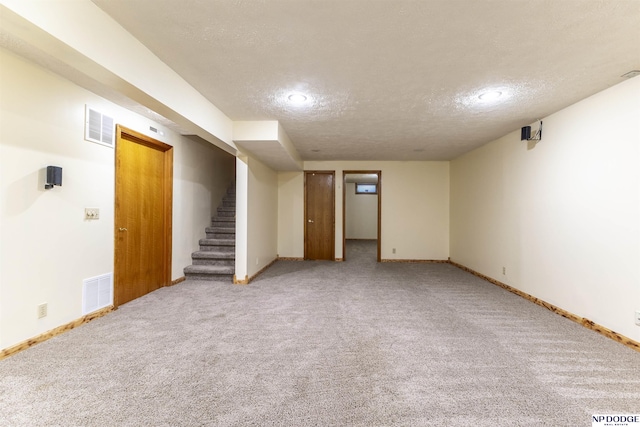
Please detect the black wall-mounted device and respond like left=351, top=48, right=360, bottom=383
left=45, top=166, right=62, bottom=189
left=521, top=121, right=543, bottom=142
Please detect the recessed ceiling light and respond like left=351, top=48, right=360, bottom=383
left=478, top=91, right=502, bottom=101
left=456, top=87, right=515, bottom=108
left=287, top=93, right=308, bottom=104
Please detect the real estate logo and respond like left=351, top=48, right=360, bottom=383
left=593, top=414, right=640, bottom=426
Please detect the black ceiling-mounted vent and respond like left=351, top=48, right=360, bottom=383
left=85, top=105, right=115, bottom=147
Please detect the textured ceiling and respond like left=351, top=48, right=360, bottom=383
left=92, top=0, right=640, bottom=162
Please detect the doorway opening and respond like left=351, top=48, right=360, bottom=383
left=342, top=170, right=381, bottom=262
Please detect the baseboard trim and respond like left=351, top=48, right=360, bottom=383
left=233, top=274, right=249, bottom=285
left=277, top=257, right=304, bottom=261
left=248, top=258, right=278, bottom=283
left=0, top=305, right=115, bottom=360
left=169, top=276, right=186, bottom=286
left=381, top=259, right=449, bottom=263
left=233, top=258, right=279, bottom=285
left=449, top=261, right=640, bottom=353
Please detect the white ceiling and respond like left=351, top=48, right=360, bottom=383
left=89, top=0, right=639, bottom=164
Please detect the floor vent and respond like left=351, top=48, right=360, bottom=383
left=85, top=105, right=115, bottom=147
left=82, top=273, right=113, bottom=315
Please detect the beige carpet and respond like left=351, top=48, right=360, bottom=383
left=1, top=240, right=638, bottom=426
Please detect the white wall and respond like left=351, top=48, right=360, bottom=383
left=278, top=161, right=449, bottom=260
left=247, top=156, right=278, bottom=276
left=277, top=172, right=304, bottom=257
left=450, top=77, right=640, bottom=341
left=235, top=158, right=249, bottom=280
left=345, top=182, right=378, bottom=239
left=0, top=48, right=234, bottom=350
left=236, top=155, right=279, bottom=280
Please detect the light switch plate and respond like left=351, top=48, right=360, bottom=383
left=85, top=208, right=100, bottom=220
left=37, top=303, right=47, bottom=318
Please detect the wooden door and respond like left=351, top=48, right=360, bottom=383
left=305, top=171, right=335, bottom=260
left=114, top=125, right=173, bottom=307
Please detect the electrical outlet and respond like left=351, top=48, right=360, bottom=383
left=256, top=258, right=259, bottom=265
left=502, top=267, right=506, bottom=275
left=392, top=248, right=396, bottom=254
left=84, top=208, right=100, bottom=220
left=37, top=303, right=47, bottom=319
left=635, top=310, right=640, bottom=326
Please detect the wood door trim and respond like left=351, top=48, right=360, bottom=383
left=304, top=171, right=335, bottom=260
left=342, top=170, right=381, bottom=262
left=114, top=125, right=173, bottom=307
left=162, top=147, right=173, bottom=290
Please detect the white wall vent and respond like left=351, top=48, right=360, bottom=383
left=82, top=273, right=113, bottom=315
left=85, top=105, right=115, bottom=147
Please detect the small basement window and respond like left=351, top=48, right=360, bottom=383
left=355, top=183, right=377, bottom=194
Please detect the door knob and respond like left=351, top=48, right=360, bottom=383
left=308, top=219, right=314, bottom=223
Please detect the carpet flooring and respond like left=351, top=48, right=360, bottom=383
left=1, top=240, right=639, bottom=426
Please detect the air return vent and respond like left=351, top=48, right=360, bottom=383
left=85, top=105, right=114, bottom=147
left=82, top=273, right=113, bottom=315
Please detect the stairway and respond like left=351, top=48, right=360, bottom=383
left=183, top=184, right=235, bottom=281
